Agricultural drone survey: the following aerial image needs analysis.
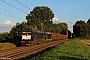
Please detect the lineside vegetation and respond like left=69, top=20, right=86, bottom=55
left=0, top=42, right=16, bottom=50
left=21, top=39, right=90, bottom=60
left=73, top=19, right=90, bottom=39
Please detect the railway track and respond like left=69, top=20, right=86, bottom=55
left=0, top=39, right=68, bottom=60
left=81, top=40, right=90, bottom=46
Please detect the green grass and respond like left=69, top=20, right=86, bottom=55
left=20, top=38, right=90, bottom=60
left=0, top=42, right=16, bottom=50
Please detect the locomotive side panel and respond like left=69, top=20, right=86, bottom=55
left=32, top=32, right=44, bottom=41
left=45, top=32, right=52, bottom=40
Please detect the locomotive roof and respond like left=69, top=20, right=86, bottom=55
left=45, top=32, right=52, bottom=34
left=22, top=29, right=52, bottom=34
left=32, top=30, right=44, bottom=33
left=23, top=30, right=32, bottom=32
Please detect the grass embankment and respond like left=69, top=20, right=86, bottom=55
left=0, top=42, right=16, bottom=50
left=20, top=39, right=90, bottom=60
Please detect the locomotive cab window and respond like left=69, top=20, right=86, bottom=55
left=22, top=32, right=31, bottom=35
left=22, top=33, right=26, bottom=35
left=27, top=33, right=31, bottom=35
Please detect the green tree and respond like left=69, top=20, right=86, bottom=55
left=0, top=33, right=5, bottom=41
left=59, top=23, right=67, bottom=34
left=0, top=32, right=10, bottom=42
left=73, top=20, right=85, bottom=37
left=10, top=21, right=28, bottom=40
left=75, top=20, right=85, bottom=25
left=87, top=18, right=90, bottom=24
left=73, top=20, right=90, bottom=39
left=26, top=6, right=54, bottom=31
left=48, top=23, right=67, bottom=34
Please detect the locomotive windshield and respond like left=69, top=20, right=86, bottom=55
left=22, top=32, right=31, bottom=35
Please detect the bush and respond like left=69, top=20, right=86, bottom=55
left=0, top=42, right=16, bottom=50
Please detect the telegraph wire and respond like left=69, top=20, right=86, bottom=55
left=0, top=8, right=23, bottom=20
left=24, top=0, right=34, bottom=7
left=0, top=0, right=27, bottom=14
left=0, top=8, right=20, bottom=17
left=0, top=12, right=15, bottom=18
left=0, top=11, right=23, bottom=20
left=14, top=0, right=32, bottom=10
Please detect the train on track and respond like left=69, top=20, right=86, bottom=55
left=21, top=29, right=67, bottom=46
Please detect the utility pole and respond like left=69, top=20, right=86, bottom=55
left=67, top=22, right=74, bottom=39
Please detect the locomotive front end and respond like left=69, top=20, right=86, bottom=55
left=22, top=32, right=31, bottom=40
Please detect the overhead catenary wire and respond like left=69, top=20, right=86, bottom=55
left=14, top=0, right=32, bottom=10
left=0, top=8, right=24, bottom=20
left=0, top=0, right=27, bottom=14
left=0, top=11, right=23, bottom=20
left=24, top=0, right=34, bottom=7
left=0, top=7, right=19, bottom=16
left=0, top=7, right=23, bottom=20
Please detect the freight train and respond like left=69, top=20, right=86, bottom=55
left=21, top=29, right=67, bottom=46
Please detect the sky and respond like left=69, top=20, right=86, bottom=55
left=0, top=0, right=90, bottom=32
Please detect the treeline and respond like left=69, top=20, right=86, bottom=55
left=73, top=18, right=90, bottom=39
left=0, top=32, right=10, bottom=42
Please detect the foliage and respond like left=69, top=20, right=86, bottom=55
left=26, top=6, right=67, bottom=34
left=26, top=6, right=54, bottom=31
left=73, top=19, right=90, bottom=39
left=87, top=18, right=90, bottom=24
left=0, top=32, right=10, bottom=42
left=75, top=20, right=85, bottom=25
left=19, top=39, right=90, bottom=60
left=0, top=42, right=16, bottom=50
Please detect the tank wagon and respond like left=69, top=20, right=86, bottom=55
left=21, top=29, right=67, bottom=46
